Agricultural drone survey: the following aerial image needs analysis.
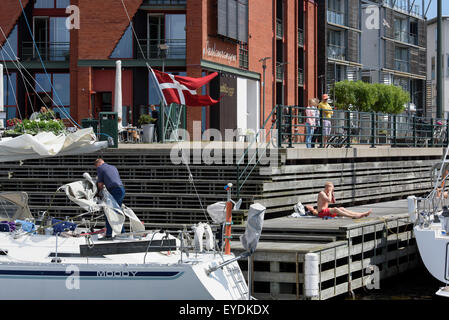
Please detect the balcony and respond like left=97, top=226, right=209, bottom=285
left=136, top=38, right=186, bottom=60
left=298, top=68, right=304, bottom=86
left=298, top=28, right=304, bottom=47
left=394, top=31, right=418, bottom=45
left=385, top=0, right=423, bottom=18
left=395, top=60, right=410, bottom=73
left=327, top=10, right=345, bottom=26
left=22, top=41, right=70, bottom=61
left=327, top=44, right=346, bottom=61
left=276, top=19, right=283, bottom=39
left=276, top=64, right=284, bottom=81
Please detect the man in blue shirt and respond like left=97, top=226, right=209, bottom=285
left=95, top=158, right=126, bottom=238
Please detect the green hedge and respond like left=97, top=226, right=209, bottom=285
left=333, top=80, right=410, bottom=114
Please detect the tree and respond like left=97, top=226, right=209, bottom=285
left=333, top=81, right=409, bottom=114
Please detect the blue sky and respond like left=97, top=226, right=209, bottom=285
left=426, top=0, right=449, bottom=19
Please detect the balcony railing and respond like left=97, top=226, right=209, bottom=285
left=395, top=60, right=410, bottom=73
left=298, top=28, right=304, bottom=47
left=328, top=44, right=346, bottom=61
left=385, top=0, right=423, bottom=18
left=298, top=68, right=304, bottom=86
left=142, top=0, right=186, bottom=4
left=327, top=10, right=345, bottom=26
left=394, top=31, right=418, bottom=45
left=136, top=38, right=186, bottom=59
left=22, top=41, right=70, bottom=61
left=276, top=19, right=283, bottom=39
left=276, top=64, right=284, bottom=81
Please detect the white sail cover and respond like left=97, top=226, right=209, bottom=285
left=59, top=173, right=145, bottom=237
left=240, top=203, right=266, bottom=255
left=0, top=128, right=108, bottom=162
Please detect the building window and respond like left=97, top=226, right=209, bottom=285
left=394, top=18, right=408, bottom=43
left=140, top=14, right=186, bottom=59
left=34, top=0, right=70, bottom=9
left=431, top=56, right=435, bottom=80
left=395, top=47, right=409, bottom=73
left=35, top=73, right=70, bottom=118
left=217, top=0, right=248, bottom=43
left=3, top=73, right=17, bottom=123
left=111, top=24, right=133, bottom=59
left=3, top=73, right=17, bottom=106
left=24, top=17, right=70, bottom=61
left=0, top=25, right=18, bottom=61
left=165, top=14, right=186, bottom=59
left=239, top=43, right=248, bottom=70
left=444, top=54, right=449, bottom=78
left=328, top=30, right=345, bottom=60
left=327, top=0, right=345, bottom=26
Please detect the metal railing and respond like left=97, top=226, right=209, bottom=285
left=136, top=38, right=186, bottom=59
left=328, top=44, right=346, bottom=61
left=276, top=64, right=284, bottom=81
left=395, top=59, right=410, bottom=73
left=276, top=19, right=283, bottom=38
left=236, top=106, right=279, bottom=198
left=327, top=10, right=345, bottom=26
left=298, top=28, right=304, bottom=46
left=277, top=105, right=449, bottom=148
left=298, top=68, right=304, bottom=86
left=22, top=41, right=70, bottom=61
left=394, top=31, right=418, bottom=45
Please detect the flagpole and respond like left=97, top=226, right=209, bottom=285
left=147, top=63, right=167, bottom=143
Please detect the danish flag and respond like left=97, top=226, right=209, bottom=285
left=150, top=67, right=219, bottom=107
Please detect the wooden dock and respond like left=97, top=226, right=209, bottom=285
left=231, top=200, right=418, bottom=300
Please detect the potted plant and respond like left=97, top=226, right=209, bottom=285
left=138, top=114, right=156, bottom=143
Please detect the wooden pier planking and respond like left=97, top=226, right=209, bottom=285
left=231, top=200, right=418, bottom=300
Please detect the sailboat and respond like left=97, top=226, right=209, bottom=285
left=0, top=58, right=264, bottom=300
left=408, top=147, right=449, bottom=297
left=0, top=176, right=264, bottom=300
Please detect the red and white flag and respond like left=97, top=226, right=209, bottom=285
left=150, top=67, right=219, bottom=106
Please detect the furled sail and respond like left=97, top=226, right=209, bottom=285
left=0, top=128, right=108, bottom=162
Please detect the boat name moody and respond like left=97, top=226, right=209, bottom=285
left=96, top=270, right=139, bottom=278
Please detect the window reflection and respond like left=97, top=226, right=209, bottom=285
left=0, top=25, right=18, bottom=61
left=111, top=24, right=133, bottom=59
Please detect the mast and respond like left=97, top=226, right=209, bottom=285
left=0, top=64, right=4, bottom=129
left=437, top=0, right=443, bottom=118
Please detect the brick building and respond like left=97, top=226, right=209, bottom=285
left=0, top=0, right=318, bottom=137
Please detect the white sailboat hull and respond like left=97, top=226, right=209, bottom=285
left=414, top=224, right=449, bottom=284
left=0, top=233, right=248, bottom=300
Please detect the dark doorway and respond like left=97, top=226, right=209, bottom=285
left=93, top=92, right=113, bottom=118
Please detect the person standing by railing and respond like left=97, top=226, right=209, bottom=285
left=305, top=98, right=320, bottom=148
left=318, top=94, right=334, bottom=147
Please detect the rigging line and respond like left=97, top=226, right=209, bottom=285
left=0, top=50, right=77, bottom=127
left=0, top=27, right=75, bottom=125
left=120, top=0, right=147, bottom=61
left=120, top=0, right=210, bottom=222
left=0, top=46, right=71, bottom=125
left=17, top=0, right=80, bottom=128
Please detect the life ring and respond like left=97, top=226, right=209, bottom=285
left=193, top=223, right=214, bottom=252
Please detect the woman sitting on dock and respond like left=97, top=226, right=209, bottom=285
left=315, top=182, right=372, bottom=219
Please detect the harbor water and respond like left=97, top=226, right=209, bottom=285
left=333, top=261, right=446, bottom=300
